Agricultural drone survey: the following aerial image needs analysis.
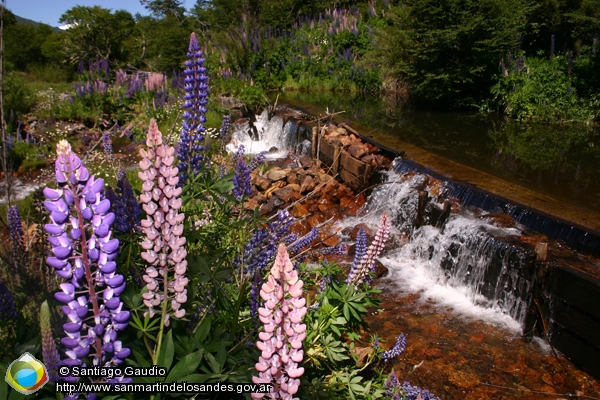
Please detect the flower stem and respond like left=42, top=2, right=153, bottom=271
left=152, top=265, right=169, bottom=365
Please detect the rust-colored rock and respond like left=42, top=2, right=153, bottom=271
left=259, top=197, right=276, bottom=216
left=291, top=203, right=309, bottom=218
left=290, top=219, right=311, bottom=236
left=348, top=144, right=368, bottom=159
left=244, top=198, right=259, bottom=211
left=307, top=213, right=325, bottom=228
left=347, top=224, right=374, bottom=241
left=321, top=233, right=339, bottom=247
left=273, top=185, right=298, bottom=203
left=266, top=168, right=289, bottom=181
left=252, top=174, right=271, bottom=191
left=300, top=175, right=315, bottom=193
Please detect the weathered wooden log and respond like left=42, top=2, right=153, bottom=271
left=311, top=126, right=318, bottom=159
left=535, top=242, right=548, bottom=262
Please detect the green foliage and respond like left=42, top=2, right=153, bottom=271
left=378, top=0, right=534, bottom=108
left=3, top=72, right=37, bottom=118
left=488, top=53, right=600, bottom=123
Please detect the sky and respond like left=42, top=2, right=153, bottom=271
left=7, top=0, right=195, bottom=27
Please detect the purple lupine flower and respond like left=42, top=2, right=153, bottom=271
left=351, top=227, right=367, bottom=272
left=0, top=280, right=18, bottom=319
left=139, top=119, right=188, bottom=326
left=40, top=300, right=61, bottom=383
left=347, top=213, right=391, bottom=286
left=43, top=140, right=130, bottom=382
left=288, top=227, right=319, bottom=255
left=114, top=171, right=141, bottom=232
left=178, top=32, right=209, bottom=185
left=381, top=333, right=406, bottom=361
left=103, top=133, right=113, bottom=159
left=252, top=244, right=307, bottom=399
left=248, top=151, right=267, bottom=171
left=242, top=210, right=294, bottom=320
left=7, top=205, right=25, bottom=254
left=232, top=157, right=252, bottom=200
left=400, top=381, right=441, bottom=400
left=219, top=115, right=231, bottom=138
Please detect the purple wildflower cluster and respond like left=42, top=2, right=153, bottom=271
left=233, top=156, right=252, bottom=201
left=385, top=369, right=440, bottom=400
left=347, top=213, right=391, bottom=286
left=248, top=151, right=267, bottom=171
left=102, top=132, right=113, bottom=159
left=0, top=280, right=18, bottom=319
left=381, top=333, right=406, bottom=361
left=43, top=140, right=130, bottom=385
left=220, top=115, right=231, bottom=138
left=252, top=244, right=307, bottom=399
left=7, top=205, right=25, bottom=254
left=105, top=170, right=141, bottom=232
left=139, top=119, right=188, bottom=325
left=178, top=32, right=209, bottom=185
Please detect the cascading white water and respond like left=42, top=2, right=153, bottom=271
left=338, top=170, right=532, bottom=332
left=225, top=109, right=303, bottom=158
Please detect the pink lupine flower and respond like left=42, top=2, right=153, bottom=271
left=347, top=212, right=391, bottom=286
left=252, top=244, right=307, bottom=399
left=139, top=119, right=188, bottom=326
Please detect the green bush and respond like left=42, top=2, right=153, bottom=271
left=3, top=72, right=37, bottom=117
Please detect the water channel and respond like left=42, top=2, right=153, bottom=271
left=263, top=92, right=600, bottom=399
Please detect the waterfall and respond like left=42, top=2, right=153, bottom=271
left=225, top=109, right=306, bottom=158
left=340, top=169, right=535, bottom=331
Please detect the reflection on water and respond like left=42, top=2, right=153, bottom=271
left=278, top=91, right=600, bottom=213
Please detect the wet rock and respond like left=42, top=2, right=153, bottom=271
left=269, top=146, right=279, bottom=153
left=291, top=203, right=309, bottom=218
left=244, top=198, right=259, bottom=211
left=373, top=259, right=388, bottom=278
left=252, top=174, right=271, bottom=191
left=290, top=220, right=311, bottom=236
left=320, top=233, right=339, bottom=247
left=273, top=185, right=297, bottom=202
left=254, top=193, right=267, bottom=204
left=348, top=144, right=368, bottom=159
left=287, top=172, right=299, bottom=185
left=259, top=198, right=276, bottom=216
left=266, top=168, right=288, bottom=182
left=265, top=180, right=286, bottom=198
left=346, top=224, right=374, bottom=241
left=307, top=213, right=325, bottom=228
left=300, top=175, right=315, bottom=193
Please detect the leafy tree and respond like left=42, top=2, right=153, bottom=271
left=58, top=6, right=135, bottom=67
left=372, top=0, right=533, bottom=108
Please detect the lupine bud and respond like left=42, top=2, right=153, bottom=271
left=232, top=157, right=252, bottom=200
left=40, top=301, right=61, bottom=383
left=252, top=244, right=307, bottom=399
left=139, top=119, right=188, bottom=325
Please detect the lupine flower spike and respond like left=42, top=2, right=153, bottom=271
left=347, top=213, right=391, bottom=286
left=252, top=244, right=307, bottom=399
left=139, top=119, right=188, bottom=326
left=40, top=300, right=61, bottom=383
left=178, top=32, right=209, bottom=185
left=43, top=140, right=130, bottom=389
left=0, top=280, right=18, bottom=320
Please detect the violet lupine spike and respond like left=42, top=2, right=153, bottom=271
left=178, top=32, right=209, bottom=185
left=248, top=151, right=267, bottom=172
left=0, top=280, right=18, bottom=319
left=219, top=115, right=231, bottom=138
left=139, top=119, right=188, bottom=326
left=114, top=172, right=141, bottom=232
left=381, top=333, right=406, bottom=361
left=103, top=132, right=113, bottom=159
left=232, top=157, right=252, bottom=200
left=43, top=140, right=130, bottom=384
left=347, top=212, right=391, bottom=286
left=252, top=244, right=307, bottom=399
left=40, top=300, right=61, bottom=383
left=7, top=205, right=26, bottom=254
left=346, top=226, right=367, bottom=283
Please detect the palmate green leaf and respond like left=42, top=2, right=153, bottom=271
left=166, top=349, right=204, bottom=382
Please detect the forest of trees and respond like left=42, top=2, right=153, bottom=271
left=3, top=0, right=600, bottom=118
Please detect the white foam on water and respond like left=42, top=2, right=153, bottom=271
left=336, top=170, right=526, bottom=333
left=227, top=109, right=299, bottom=159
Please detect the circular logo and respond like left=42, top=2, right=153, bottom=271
left=5, top=353, right=49, bottom=395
